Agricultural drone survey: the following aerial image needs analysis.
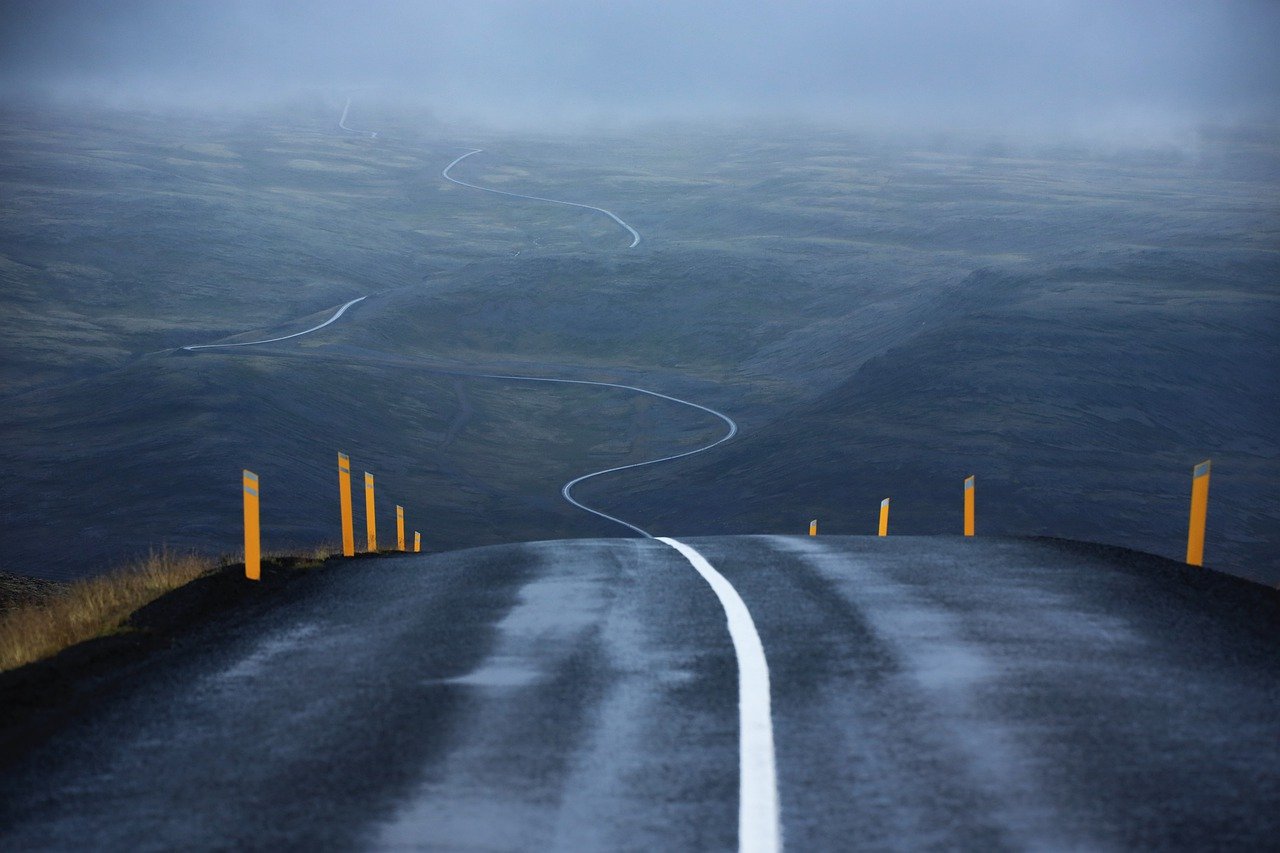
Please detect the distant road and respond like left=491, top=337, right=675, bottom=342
left=474, top=372, right=736, bottom=536
left=181, top=296, right=367, bottom=351
left=183, top=319, right=736, bottom=537
left=180, top=132, right=718, bottom=539
left=65, top=96, right=1276, bottom=853
left=442, top=149, right=641, bottom=248
left=338, top=97, right=377, bottom=138
left=4, top=536, right=1276, bottom=849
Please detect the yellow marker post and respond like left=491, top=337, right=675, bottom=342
left=1186, top=459, right=1211, bottom=566
left=809, top=519, right=818, bottom=536
left=364, top=472, right=377, bottom=552
left=396, top=505, right=406, bottom=552
left=414, top=531, right=421, bottom=553
left=964, top=475, right=975, bottom=537
left=338, top=452, right=355, bottom=557
left=878, top=498, right=890, bottom=537
left=242, top=470, right=260, bottom=581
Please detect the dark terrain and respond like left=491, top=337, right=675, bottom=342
left=0, top=571, right=61, bottom=612
left=0, top=101, right=1276, bottom=582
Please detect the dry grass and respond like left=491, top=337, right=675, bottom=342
left=0, top=543, right=345, bottom=673
left=281, top=542, right=340, bottom=565
left=0, top=548, right=216, bottom=673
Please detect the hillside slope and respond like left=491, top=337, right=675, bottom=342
left=596, top=256, right=1280, bottom=584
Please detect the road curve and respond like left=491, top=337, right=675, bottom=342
left=181, top=296, right=367, bottom=351
left=338, top=97, right=378, bottom=139
left=179, top=130, right=721, bottom=536
left=442, top=149, right=641, bottom=249
left=179, top=297, right=735, bottom=537
left=476, top=372, right=737, bottom=537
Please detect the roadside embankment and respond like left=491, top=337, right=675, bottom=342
left=0, top=546, right=411, bottom=768
left=0, top=546, right=340, bottom=673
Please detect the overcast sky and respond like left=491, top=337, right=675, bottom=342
left=1, top=0, right=1277, bottom=136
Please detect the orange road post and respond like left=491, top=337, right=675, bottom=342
left=364, top=472, right=377, bottom=552
left=242, top=470, right=260, bottom=581
left=809, top=519, right=818, bottom=536
left=878, top=498, right=890, bottom=537
left=338, top=453, right=355, bottom=557
left=1186, top=459, right=1211, bottom=566
left=964, top=475, right=975, bottom=537
left=414, top=531, right=421, bottom=553
left=396, top=505, right=406, bottom=552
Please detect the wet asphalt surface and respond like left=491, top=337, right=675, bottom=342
left=1, top=535, right=1278, bottom=851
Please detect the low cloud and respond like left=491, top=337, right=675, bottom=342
left=1, top=0, right=1277, bottom=138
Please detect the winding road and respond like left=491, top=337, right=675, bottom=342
left=182, top=143, right=720, bottom=541
left=442, top=149, right=641, bottom=248
left=7, top=102, right=1280, bottom=853
left=339, top=97, right=378, bottom=139
left=172, top=122, right=767, bottom=847
left=474, top=373, right=736, bottom=537
left=181, top=298, right=736, bottom=540
left=181, top=296, right=367, bottom=351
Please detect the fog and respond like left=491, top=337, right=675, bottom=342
left=2, top=0, right=1278, bottom=137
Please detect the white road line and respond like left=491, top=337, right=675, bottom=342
left=659, top=537, right=781, bottom=853
left=181, top=296, right=367, bottom=351
left=476, top=373, right=737, bottom=537
left=339, top=97, right=377, bottom=139
left=442, top=149, right=641, bottom=248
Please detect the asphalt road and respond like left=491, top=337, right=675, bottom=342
left=181, top=140, right=737, bottom=537
left=339, top=98, right=377, bottom=139
left=442, top=148, right=642, bottom=248
left=2, top=535, right=1277, bottom=851
left=181, top=296, right=368, bottom=351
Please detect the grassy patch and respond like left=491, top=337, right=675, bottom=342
left=0, top=545, right=337, bottom=672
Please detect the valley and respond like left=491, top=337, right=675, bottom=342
left=1, top=100, right=1276, bottom=582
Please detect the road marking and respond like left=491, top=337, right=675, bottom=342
left=658, top=537, right=781, bottom=853
left=443, top=148, right=642, bottom=248
left=182, top=296, right=367, bottom=351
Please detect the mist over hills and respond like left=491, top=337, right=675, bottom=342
left=3, top=1, right=1279, bottom=138
left=599, top=262, right=1280, bottom=584
left=0, top=96, right=1275, bottom=583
